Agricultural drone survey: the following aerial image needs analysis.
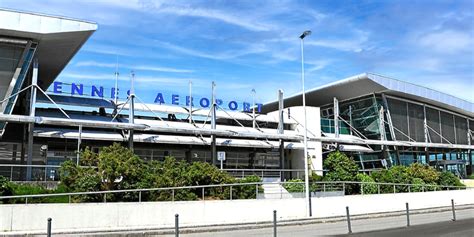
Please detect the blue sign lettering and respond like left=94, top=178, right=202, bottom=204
left=172, top=94, right=179, bottom=105
left=92, top=86, right=103, bottom=97
left=186, top=96, right=194, bottom=106
left=228, top=101, right=238, bottom=110
left=200, top=98, right=210, bottom=108
left=243, top=102, right=250, bottom=112
left=53, top=82, right=62, bottom=94
left=111, top=87, right=118, bottom=99
left=50, top=81, right=262, bottom=113
left=154, top=93, right=165, bottom=104
left=71, top=83, right=83, bottom=95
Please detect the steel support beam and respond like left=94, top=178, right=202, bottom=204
left=278, top=90, right=285, bottom=174
left=333, top=97, right=339, bottom=138
left=211, top=82, right=217, bottom=165
left=26, top=59, right=38, bottom=181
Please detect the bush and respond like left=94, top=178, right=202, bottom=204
left=410, top=178, right=426, bottom=192
left=283, top=179, right=304, bottom=193
left=0, top=176, right=13, bottom=203
left=57, top=143, right=247, bottom=202
left=323, top=151, right=359, bottom=194
left=356, top=173, right=377, bottom=194
left=407, top=163, right=439, bottom=184
left=235, top=175, right=262, bottom=199
left=438, top=172, right=464, bottom=189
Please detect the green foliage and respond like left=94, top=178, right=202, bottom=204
left=407, top=163, right=439, bottom=184
left=410, top=178, right=426, bottom=192
left=438, top=172, right=464, bottom=188
left=0, top=176, right=13, bottom=203
left=235, top=175, right=262, bottom=199
left=323, top=151, right=359, bottom=194
left=283, top=179, right=304, bottom=193
left=57, top=143, right=251, bottom=202
left=356, top=173, right=377, bottom=194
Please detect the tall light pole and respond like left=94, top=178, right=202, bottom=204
left=300, top=30, right=312, bottom=217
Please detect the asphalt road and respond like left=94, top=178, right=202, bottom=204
left=160, top=208, right=474, bottom=237
left=335, top=218, right=474, bottom=237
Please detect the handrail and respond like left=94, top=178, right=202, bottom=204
left=0, top=181, right=469, bottom=201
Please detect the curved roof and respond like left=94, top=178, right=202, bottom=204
left=262, top=73, right=474, bottom=117
left=0, top=8, right=97, bottom=89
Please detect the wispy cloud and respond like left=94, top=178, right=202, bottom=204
left=61, top=73, right=120, bottom=81
left=155, top=40, right=267, bottom=60
left=75, top=61, right=195, bottom=73
left=417, top=30, right=472, bottom=54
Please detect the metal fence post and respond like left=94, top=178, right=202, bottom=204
left=103, top=193, right=107, bottom=203
left=342, top=182, right=345, bottom=195
left=175, top=214, right=179, bottom=237
left=68, top=195, right=71, bottom=203
left=346, top=206, right=352, bottom=234
left=172, top=189, right=175, bottom=202
left=361, top=183, right=364, bottom=195
left=323, top=183, right=326, bottom=192
left=256, top=184, right=259, bottom=199
left=393, top=184, right=396, bottom=193
left=408, top=185, right=411, bottom=193
left=273, top=210, right=277, bottom=237
left=10, top=166, right=13, bottom=181
left=451, top=199, right=456, bottom=221
left=230, top=186, right=233, bottom=200
left=378, top=184, right=380, bottom=194
left=406, top=202, right=410, bottom=227
left=47, top=218, right=52, bottom=237
left=202, top=187, right=205, bottom=200
left=139, top=191, right=142, bottom=203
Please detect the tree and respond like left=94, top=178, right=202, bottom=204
left=323, top=151, right=359, bottom=194
left=323, top=151, right=358, bottom=181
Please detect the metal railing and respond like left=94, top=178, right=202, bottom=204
left=0, top=181, right=469, bottom=204
left=223, top=168, right=307, bottom=180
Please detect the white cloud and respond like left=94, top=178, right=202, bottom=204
left=75, top=61, right=195, bottom=73
left=61, top=73, right=120, bottom=80
left=418, top=30, right=472, bottom=54
left=155, top=40, right=267, bottom=60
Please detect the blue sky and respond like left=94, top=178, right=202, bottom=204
left=1, top=0, right=473, bottom=105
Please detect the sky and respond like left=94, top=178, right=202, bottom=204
left=1, top=0, right=473, bottom=106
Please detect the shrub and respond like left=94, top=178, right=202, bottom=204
left=0, top=176, right=13, bottom=203
left=356, top=173, right=377, bottom=194
left=407, top=163, right=439, bottom=184
left=410, top=178, right=426, bottom=192
left=235, top=175, right=262, bottom=199
left=57, top=143, right=245, bottom=202
left=283, top=179, right=304, bottom=193
left=323, top=151, right=358, bottom=194
left=438, top=172, right=464, bottom=189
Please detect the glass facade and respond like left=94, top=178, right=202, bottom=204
left=320, top=94, right=473, bottom=177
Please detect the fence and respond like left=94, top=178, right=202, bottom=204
left=223, top=168, right=307, bottom=180
left=0, top=181, right=469, bottom=204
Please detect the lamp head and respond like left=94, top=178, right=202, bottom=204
left=299, top=30, right=312, bottom=39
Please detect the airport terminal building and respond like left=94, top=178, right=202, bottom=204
left=0, top=9, right=472, bottom=181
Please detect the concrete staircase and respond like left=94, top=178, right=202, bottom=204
left=260, top=177, right=291, bottom=199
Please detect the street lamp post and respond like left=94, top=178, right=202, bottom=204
left=299, top=30, right=312, bottom=217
